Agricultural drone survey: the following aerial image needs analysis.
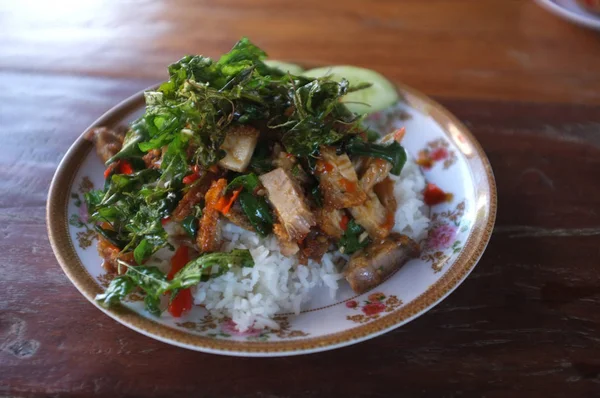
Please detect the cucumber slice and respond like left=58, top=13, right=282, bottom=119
left=303, top=65, right=398, bottom=115
left=264, top=60, right=304, bottom=75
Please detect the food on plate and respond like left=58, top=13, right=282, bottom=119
left=85, top=38, right=430, bottom=331
left=303, top=65, right=399, bottom=115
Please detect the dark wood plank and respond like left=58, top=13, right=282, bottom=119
left=1, top=70, right=599, bottom=397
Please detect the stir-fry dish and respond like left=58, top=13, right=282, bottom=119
left=85, top=38, right=429, bottom=330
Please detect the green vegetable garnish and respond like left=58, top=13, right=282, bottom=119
left=338, top=220, right=370, bottom=255
left=96, top=249, right=254, bottom=314
left=238, top=191, right=273, bottom=237
left=227, top=173, right=260, bottom=192
left=345, top=138, right=407, bottom=175
left=181, top=215, right=199, bottom=238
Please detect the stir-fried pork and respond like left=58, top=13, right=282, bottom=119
left=316, top=208, right=346, bottom=239
left=373, top=177, right=397, bottom=216
left=273, top=223, right=300, bottom=256
left=298, top=229, right=331, bottom=264
left=142, top=148, right=162, bottom=169
left=360, top=158, right=392, bottom=193
left=84, top=126, right=127, bottom=163
left=316, top=146, right=366, bottom=209
left=223, top=202, right=255, bottom=232
left=197, top=178, right=227, bottom=253
left=172, top=171, right=219, bottom=221
left=97, top=236, right=134, bottom=274
left=259, top=168, right=315, bottom=241
left=218, top=125, right=260, bottom=172
left=349, top=191, right=391, bottom=240
left=344, top=233, right=420, bottom=293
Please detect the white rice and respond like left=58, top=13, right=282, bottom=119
left=192, top=156, right=429, bottom=331
left=389, top=156, right=430, bottom=241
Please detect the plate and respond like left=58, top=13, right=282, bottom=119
left=47, top=81, right=496, bottom=356
left=535, top=0, right=600, bottom=30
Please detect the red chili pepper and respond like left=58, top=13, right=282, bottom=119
left=167, top=245, right=193, bottom=317
left=103, top=166, right=113, bottom=180
left=339, top=214, right=349, bottom=231
left=214, top=187, right=243, bottom=215
left=167, top=245, right=189, bottom=280
left=182, top=173, right=200, bottom=185
left=423, top=183, right=451, bottom=206
left=338, top=178, right=356, bottom=193
left=119, top=160, right=134, bottom=175
left=393, top=127, right=406, bottom=142
left=316, top=161, right=334, bottom=174
left=168, top=289, right=193, bottom=318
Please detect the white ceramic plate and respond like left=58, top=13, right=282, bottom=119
left=535, top=0, right=600, bottom=30
left=47, top=82, right=496, bottom=356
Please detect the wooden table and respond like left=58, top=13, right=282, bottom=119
left=2, top=0, right=600, bottom=396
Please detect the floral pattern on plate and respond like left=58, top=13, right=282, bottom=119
left=345, top=292, right=403, bottom=324
left=177, top=315, right=309, bottom=341
left=421, top=201, right=469, bottom=272
left=417, top=138, right=458, bottom=170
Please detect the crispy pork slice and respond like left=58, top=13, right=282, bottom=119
left=259, top=168, right=316, bottom=240
left=218, top=125, right=260, bottom=172
left=172, top=171, right=219, bottom=222
left=344, top=233, right=420, bottom=294
left=96, top=237, right=134, bottom=275
left=316, top=146, right=366, bottom=209
left=273, top=223, right=300, bottom=256
left=373, top=177, right=397, bottom=216
left=358, top=128, right=405, bottom=193
left=273, top=150, right=310, bottom=186
left=300, top=229, right=331, bottom=264
left=316, top=208, right=345, bottom=239
left=142, top=148, right=162, bottom=169
left=197, top=179, right=227, bottom=253
left=360, top=158, right=392, bottom=193
left=84, top=126, right=127, bottom=163
left=349, top=191, right=391, bottom=240
left=223, top=202, right=255, bottom=232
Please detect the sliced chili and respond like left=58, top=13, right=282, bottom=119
left=119, top=160, right=134, bottom=175
left=215, top=187, right=242, bottom=215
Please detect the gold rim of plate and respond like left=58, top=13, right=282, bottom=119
left=46, top=82, right=497, bottom=355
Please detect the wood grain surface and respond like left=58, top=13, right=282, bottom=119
left=1, top=0, right=600, bottom=397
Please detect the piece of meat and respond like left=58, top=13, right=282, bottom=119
left=373, top=177, right=397, bottom=215
left=358, top=128, right=405, bottom=193
left=197, top=178, right=227, bottom=253
left=349, top=191, right=390, bottom=240
left=316, top=146, right=366, bottom=209
left=84, top=126, right=127, bottom=163
left=300, top=229, right=331, bottom=263
left=142, top=149, right=162, bottom=169
left=344, top=233, right=420, bottom=294
left=316, top=208, right=345, bottom=239
left=360, top=158, right=392, bottom=193
left=273, top=223, right=299, bottom=256
left=218, top=125, right=260, bottom=172
left=97, top=237, right=134, bottom=275
left=223, top=202, right=255, bottom=232
left=172, top=171, right=219, bottom=222
left=259, top=168, right=316, bottom=241
left=273, top=151, right=310, bottom=186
